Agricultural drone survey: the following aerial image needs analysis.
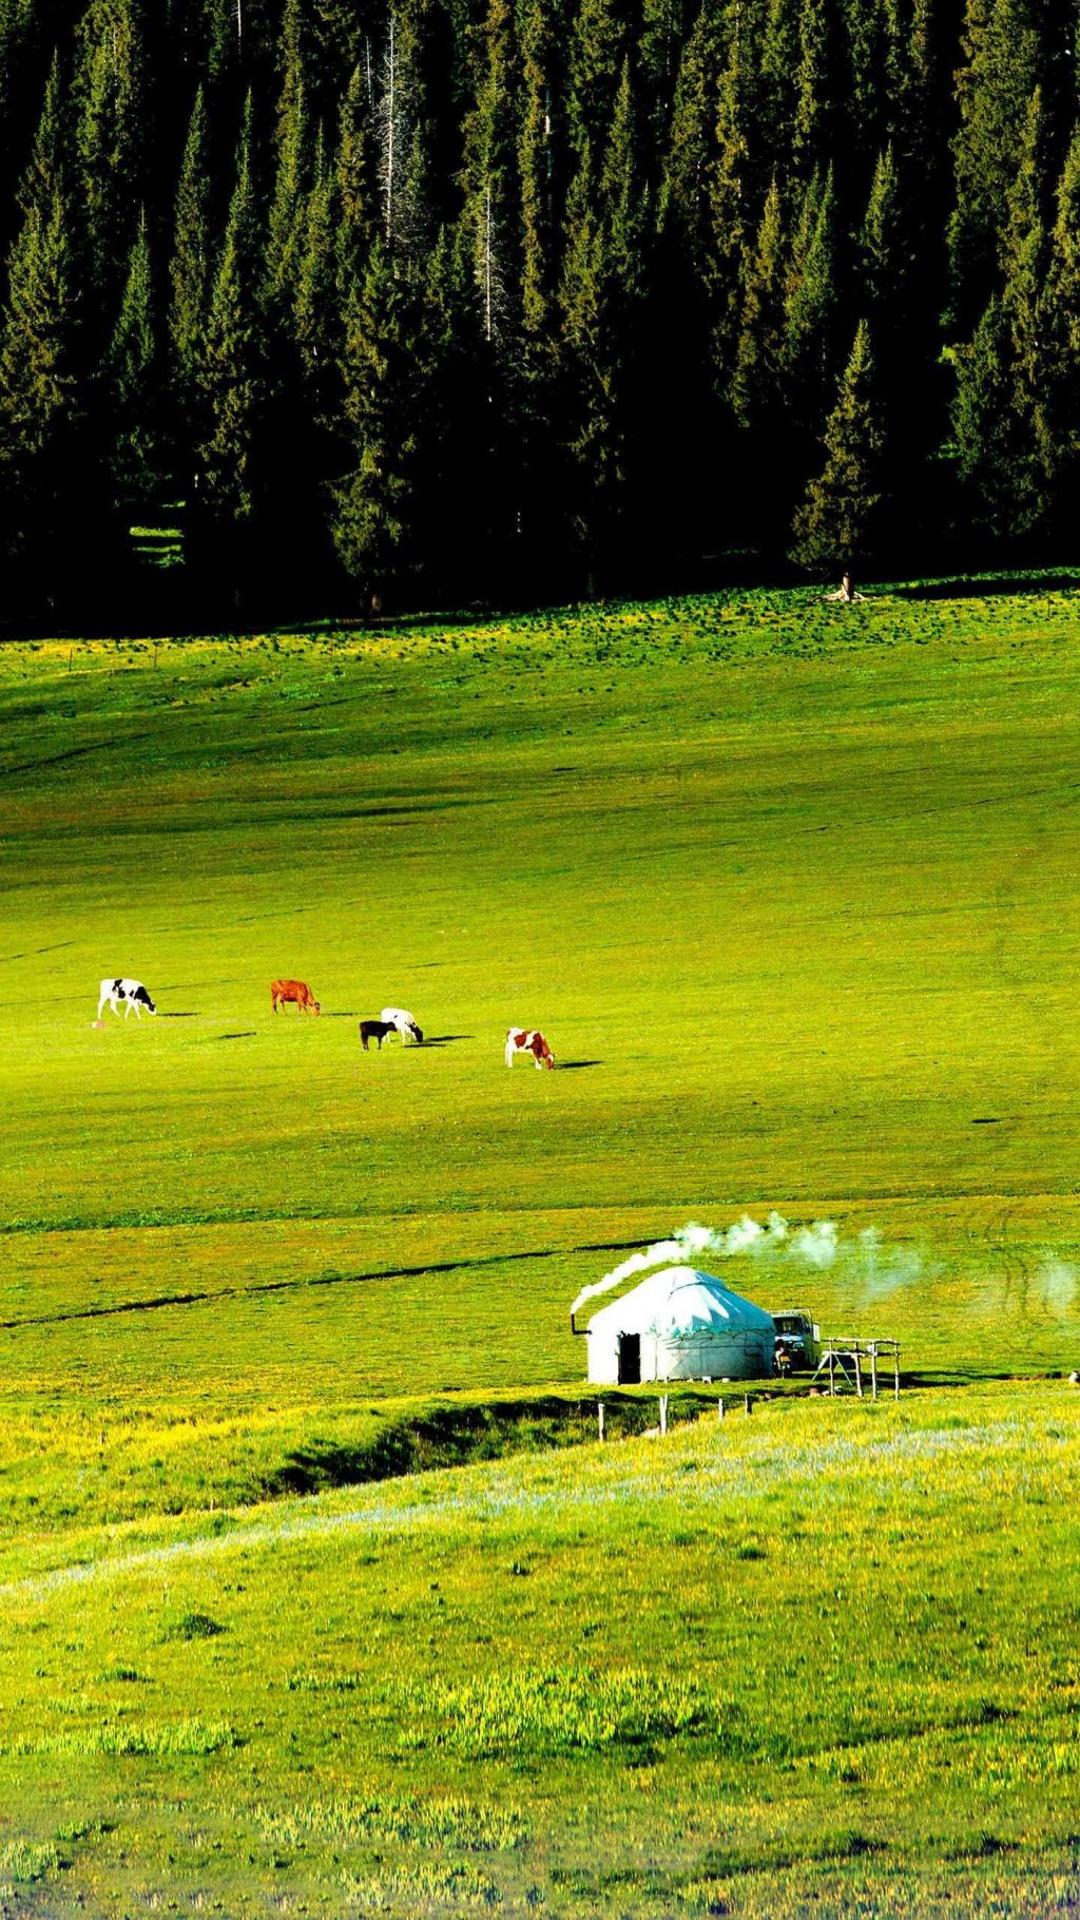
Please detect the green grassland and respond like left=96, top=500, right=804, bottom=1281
left=3, top=578, right=1080, bottom=1913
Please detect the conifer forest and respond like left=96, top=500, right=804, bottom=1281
left=0, top=0, right=1077, bottom=615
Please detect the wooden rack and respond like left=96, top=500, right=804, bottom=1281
left=812, top=1338, right=900, bottom=1401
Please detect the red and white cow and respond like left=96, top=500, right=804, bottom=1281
left=271, top=978, right=320, bottom=1015
left=505, top=1027, right=556, bottom=1070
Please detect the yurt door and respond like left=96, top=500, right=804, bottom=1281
left=617, top=1333, right=641, bottom=1384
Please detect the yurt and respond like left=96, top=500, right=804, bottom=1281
left=583, top=1265, right=776, bottom=1385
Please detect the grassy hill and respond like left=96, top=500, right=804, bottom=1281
left=3, top=577, right=1080, bottom=1912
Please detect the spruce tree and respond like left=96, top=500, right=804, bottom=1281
left=295, top=128, right=338, bottom=398
left=951, top=88, right=1051, bottom=538
left=0, top=58, right=95, bottom=579
left=106, top=207, right=162, bottom=512
left=377, top=0, right=437, bottom=272
left=331, top=236, right=418, bottom=607
left=336, top=61, right=377, bottom=290
left=706, top=5, right=753, bottom=381
left=460, top=0, right=518, bottom=344
left=73, top=0, right=146, bottom=294
left=790, top=320, right=885, bottom=568
left=792, top=0, right=831, bottom=174
left=731, top=175, right=786, bottom=428
left=518, top=0, right=556, bottom=335
left=948, top=0, right=1041, bottom=325
left=1044, top=122, right=1080, bottom=509
left=949, top=295, right=1017, bottom=537
left=658, top=6, right=718, bottom=273
left=169, top=86, right=212, bottom=407
left=192, top=95, right=265, bottom=555
left=560, top=60, right=645, bottom=584
left=859, top=145, right=904, bottom=328
left=265, top=0, right=309, bottom=308
left=781, top=163, right=837, bottom=428
left=567, top=0, right=623, bottom=167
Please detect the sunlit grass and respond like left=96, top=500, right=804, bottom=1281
left=4, top=574, right=1080, bottom=1911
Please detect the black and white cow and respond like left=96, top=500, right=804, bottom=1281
left=98, top=977, right=157, bottom=1020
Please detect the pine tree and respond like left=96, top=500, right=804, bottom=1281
left=295, top=128, right=338, bottom=398
left=781, top=163, right=837, bottom=428
left=73, top=0, right=146, bottom=293
left=758, top=0, right=798, bottom=163
left=567, top=0, right=623, bottom=168
left=560, top=61, right=646, bottom=583
left=265, top=0, right=309, bottom=307
left=730, top=175, right=786, bottom=427
left=1044, top=122, right=1080, bottom=506
left=192, top=95, right=265, bottom=547
left=332, top=236, right=418, bottom=606
left=0, top=59, right=95, bottom=576
left=948, top=0, right=1041, bottom=325
left=377, top=0, right=436, bottom=271
left=518, top=0, right=556, bottom=335
left=790, top=319, right=885, bottom=569
left=639, top=0, right=687, bottom=146
left=706, top=4, right=753, bottom=381
left=106, top=207, right=162, bottom=511
left=169, top=86, right=212, bottom=407
left=951, top=88, right=1051, bottom=538
left=859, top=144, right=904, bottom=328
left=460, top=0, right=518, bottom=344
left=658, top=7, right=718, bottom=271
left=336, top=61, right=377, bottom=290
left=792, top=0, right=832, bottom=174
left=949, top=296, right=1017, bottom=536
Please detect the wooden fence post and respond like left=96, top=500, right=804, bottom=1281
left=659, top=1394, right=668, bottom=1436
left=598, top=1401, right=605, bottom=1442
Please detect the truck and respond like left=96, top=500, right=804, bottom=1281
left=770, top=1309, right=821, bottom=1374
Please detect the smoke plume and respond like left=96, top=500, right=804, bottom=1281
left=570, top=1212, right=921, bottom=1319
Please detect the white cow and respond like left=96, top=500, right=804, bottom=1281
left=98, top=977, right=157, bottom=1020
left=380, top=1007, right=424, bottom=1045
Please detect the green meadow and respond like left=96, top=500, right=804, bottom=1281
left=3, top=579, right=1080, bottom=1914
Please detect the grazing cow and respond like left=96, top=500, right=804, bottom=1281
left=271, top=979, right=320, bottom=1015
left=360, top=1019, right=396, bottom=1051
left=380, top=1007, right=424, bottom=1046
left=98, top=977, right=157, bottom=1020
left=505, top=1027, right=556, bottom=1070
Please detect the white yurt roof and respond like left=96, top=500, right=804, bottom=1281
left=586, top=1265, right=775, bottom=1339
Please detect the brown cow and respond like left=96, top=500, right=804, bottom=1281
left=271, top=978, right=320, bottom=1015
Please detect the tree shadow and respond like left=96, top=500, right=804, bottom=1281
left=893, top=570, right=1080, bottom=601
left=557, top=1059, right=603, bottom=1071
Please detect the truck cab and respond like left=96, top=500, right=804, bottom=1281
left=770, top=1309, right=821, bottom=1373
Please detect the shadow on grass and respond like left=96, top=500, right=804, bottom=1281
left=264, top=1395, right=649, bottom=1499
left=557, top=1059, right=603, bottom=1071
left=160, top=1011, right=200, bottom=1019
left=421, top=1034, right=472, bottom=1046
left=0, top=1236, right=654, bottom=1330
left=893, top=570, right=1080, bottom=601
